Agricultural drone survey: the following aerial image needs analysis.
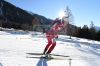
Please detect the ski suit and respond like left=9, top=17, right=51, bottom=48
left=43, top=18, right=65, bottom=54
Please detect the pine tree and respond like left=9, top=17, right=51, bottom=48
left=89, top=21, right=96, bottom=40
left=96, top=30, right=100, bottom=41
left=64, top=6, right=74, bottom=39
left=81, top=25, right=91, bottom=39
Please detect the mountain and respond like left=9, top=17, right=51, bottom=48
left=0, top=0, right=79, bottom=35
left=0, top=0, right=52, bottom=30
left=95, top=26, right=100, bottom=31
left=28, top=12, right=52, bottom=25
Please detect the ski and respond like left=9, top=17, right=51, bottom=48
left=26, top=53, right=69, bottom=57
left=26, top=56, right=65, bottom=60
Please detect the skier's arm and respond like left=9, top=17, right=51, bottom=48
left=57, top=21, right=68, bottom=31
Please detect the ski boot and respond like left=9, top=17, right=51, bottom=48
left=46, top=54, right=53, bottom=59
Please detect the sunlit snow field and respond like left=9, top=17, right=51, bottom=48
left=0, top=30, right=100, bottom=66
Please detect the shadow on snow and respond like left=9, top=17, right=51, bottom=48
left=37, top=58, right=48, bottom=66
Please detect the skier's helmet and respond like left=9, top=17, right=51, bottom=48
left=55, top=18, right=59, bottom=21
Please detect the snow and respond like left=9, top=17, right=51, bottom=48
left=0, top=30, right=100, bottom=66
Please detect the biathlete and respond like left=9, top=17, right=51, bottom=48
left=43, top=16, right=69, bottom=58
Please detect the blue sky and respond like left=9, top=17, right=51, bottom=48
left=6, top=0, right=100, bottom=27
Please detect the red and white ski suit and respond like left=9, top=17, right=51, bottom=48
left=43, top=18, right=65, bottom=54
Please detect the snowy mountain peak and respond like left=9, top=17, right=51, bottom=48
left=95, top=26, right=100, bottom=31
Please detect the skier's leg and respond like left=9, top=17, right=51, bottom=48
left=43, top=33, right=52, bottom=54
left=43, top=42, right=56, bottom=58
left=47, top=38, right=56, bottom=54
left=43, top=41, right=52, bottom=54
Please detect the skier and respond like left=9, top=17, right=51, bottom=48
left=43, top=15, right=69, bottom=58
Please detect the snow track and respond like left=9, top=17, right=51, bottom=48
left=0, top=31, right=100, bottom=66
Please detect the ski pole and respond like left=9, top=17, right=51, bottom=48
left=69, top=58, right=72, bottom=66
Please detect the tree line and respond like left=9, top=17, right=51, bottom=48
left=63, top=6, right=100, bottom=41
left=72, top=24, right=100, bottom=41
